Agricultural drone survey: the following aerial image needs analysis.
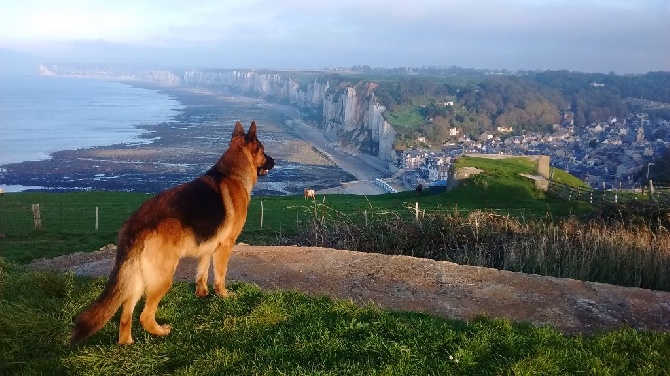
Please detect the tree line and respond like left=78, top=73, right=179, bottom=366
left=367, top=70, right=670, bottom=142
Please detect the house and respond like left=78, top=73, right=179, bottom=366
left=478, top=132, right=495, bottom=142
left=496, top=126, right=514, bottom=133
left=589, top=124, right=604, bottom=133
left=403, top=150, right=425, bottom=170
left=427, top=163, right=450, bottom=181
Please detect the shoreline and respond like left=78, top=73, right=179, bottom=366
left=0, top=80, right=391, bottom=195
left=0, top=75, right=181, bottom=166
left=140, top=82, right=393, bottom=195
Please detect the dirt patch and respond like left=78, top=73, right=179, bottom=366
left=28, top=244, right=670, bottom=336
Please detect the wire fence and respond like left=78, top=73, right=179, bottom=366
left=2, top=182, right=667, bottom=237
left=1, top=196, right=536, bottom=237
left=0, top=201, right=139, bottom=235
left=547, top=180, right=670, bottom=207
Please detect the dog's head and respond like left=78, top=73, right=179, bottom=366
left=231, top=121, right=274, bottom=176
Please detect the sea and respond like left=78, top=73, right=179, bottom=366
left=0, top=75, right=355, bottom=194
left=0, top=75, right=183, bottom=166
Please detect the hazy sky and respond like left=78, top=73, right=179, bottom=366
left=1, top=0, right=668, bottom=73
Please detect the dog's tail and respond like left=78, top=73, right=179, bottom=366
left=70, top=241, right=137, bottom=345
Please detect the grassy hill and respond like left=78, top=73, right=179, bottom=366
left=0, top=157, right=590, bottom=264
left=2, top=159, right=669, bottom=374
left=447, top=156, right=589, bottom=214
left=2, top=259, right=668, bottom=375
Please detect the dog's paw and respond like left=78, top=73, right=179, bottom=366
left=157, top=324, right=171, bottom=336
left=195, top=285, right=209, bottom=298
left=214, top=285, right=235, bottom=298
left=117, top=337, right=134, bottom=346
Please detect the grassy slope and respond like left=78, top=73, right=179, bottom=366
left=1, top=261, right=668, bottom=375
left=2, top=162, right=669, bottom=374
left=447, top=156, right=591, bottom=215
left=384, top=104, right=425, bottom=132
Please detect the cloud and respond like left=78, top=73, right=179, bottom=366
left=0, top=0, right=668, bottom=73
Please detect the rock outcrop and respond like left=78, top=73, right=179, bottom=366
left=322, top=82, right=396, bottom=161
left=29, top=244, right=670, bottom=335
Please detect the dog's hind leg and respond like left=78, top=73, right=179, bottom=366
left=212, top=242, right=234, bottom=297
left=139, top=256, right=177, bottom=338
left=139, top=282, right=172, bottom=338
left=118, top=279, right=143, bottom=345
left=195, top=254, right=211, bottom=297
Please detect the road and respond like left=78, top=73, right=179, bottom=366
left=259, top=102, right=393, bottom=195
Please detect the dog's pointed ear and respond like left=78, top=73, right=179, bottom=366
left=245, top=121, right=257, bottom=142
left=232, top=121, right=245, bottom=140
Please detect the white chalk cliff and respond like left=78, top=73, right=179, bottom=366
left=178, top=70, right=397, bottom=161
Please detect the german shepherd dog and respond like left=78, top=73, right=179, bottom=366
left=71, top=121, right=274, bottom=345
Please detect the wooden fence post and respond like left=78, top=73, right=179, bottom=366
left=415, top=202, right=419, bottom=222
left=95, top=206, right=99, bottom=231
left=32, top=204, right=42, bottom=230
left=260, top=201, right=264, bottom=229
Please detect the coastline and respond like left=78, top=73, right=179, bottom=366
left=0, top=75, right=180, bottom=166
left=0, top=81, right=390, bottom=195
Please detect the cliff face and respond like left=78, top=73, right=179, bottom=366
left=178, top=70, right=396, bottom=161
left=322, top=82, right=397, bottom=161
left=181, top=70, right=328, bottom=108
left=143, top=70, right=181, bottom=85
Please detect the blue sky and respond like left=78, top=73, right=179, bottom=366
left=1, top=0, right=668, bottom=73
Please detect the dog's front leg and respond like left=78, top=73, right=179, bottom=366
left=212, top=242, right=234, bottom=297
left=195, top=255, right=211, bottom=297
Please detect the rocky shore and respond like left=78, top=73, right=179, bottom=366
left=0, top=82, right=391, bottom=195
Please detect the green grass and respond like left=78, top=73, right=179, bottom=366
left=1, top=261, right=668, bottom=375
left=0, top=160, right=668, bottom=374
left=448, top=156, right=592, bottom=214
left=0, top=191, right=150, bottom=263
left=550, top=166, right=590, bottom=188
left=384, top=104, right=425, bottom=132
left=0, top=158, right=591, bottom=265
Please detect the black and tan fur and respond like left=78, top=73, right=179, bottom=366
left=71, top=121, right=274, bottom=345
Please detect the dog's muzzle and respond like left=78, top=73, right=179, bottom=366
left=258, top=154, right=275, bottom=176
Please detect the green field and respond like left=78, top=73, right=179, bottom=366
left=2, top=158, right=669, bottom=375
left=0, top=157, right=589, bottom=264
left=383, top=104, right=426, bottom=133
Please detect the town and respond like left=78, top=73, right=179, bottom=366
left=396, top=112, right=670, bottom=191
